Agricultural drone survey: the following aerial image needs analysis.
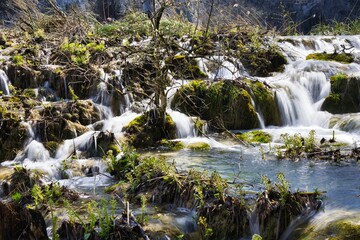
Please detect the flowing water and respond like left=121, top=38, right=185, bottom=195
left=2, top=35, right=360, bottom=238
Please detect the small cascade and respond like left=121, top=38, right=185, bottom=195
left=268, top=35, right=360, bottom=127
left=0, top=70, right=10, bottom=96
left=95, top=69, right=111, bottom=106
left=63, top=77, right=68, bottom=99
left=248, top=208, right=260, bottom=236
left=168, top=110, right=196, bottom=138
left=330, top=113, right=360, bottom=134
left=198, top=56, right=248, bottom=80
left=101, top=111, right=140, bottom=138
left=55, top=131, right=97, bottom=160
left=114, top=69, right=132, bottom=114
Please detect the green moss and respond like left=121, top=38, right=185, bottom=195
left=172, top=80, right=260, bottom=130
left=187, top=142, right=211, bottom=150
left=22, top=88, right=37, bottom=98
left=107, top=144, right=121, bottom=155
left=237, top=130, right=272, bottom=143
left=124, top=110, right=177, bottom=148
left=302, top=219, right=360, bottom=240
left=12, top=55, right=25, bottom=65
left=330, top=73, right=348, bottom=92
left=166, top=56, right=207, bottom=79
left=247, top=80, right=281, bottom=126
left=322, top=73, right=360, bottom=113
left=306, top=52, right=354, bottom=63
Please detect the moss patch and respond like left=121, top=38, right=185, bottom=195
left=187, top=142, right=211, bottom=150
left=166, top=55, right=207, bottom=79
left=124, top=110, right=177, bottom=148
left=306, top=52, right=354, bottom=63
left=160, top=139, right=185, bottom=151
left=236, top=130, right=272, bottom=143
left=171, top=80, right=260, bottom=131
left=247, top=80, right=281, bottom=126
left=322, top=73, right=360, bottom=113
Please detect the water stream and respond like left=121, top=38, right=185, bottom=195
left=1, top=35, right=360, bottom=238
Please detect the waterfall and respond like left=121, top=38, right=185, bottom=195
left=168, top=110, right=196, bottom=138
left=0, top=70, right=10, bottom=96
left=269, top=36, right=360, bottom=127
left=114, top=69, right=132, bottom=114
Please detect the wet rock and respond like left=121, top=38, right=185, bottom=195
left=124, top=109, right=177, bottom=148
left=321, top=74, right=360, bottom=114
left=171, top=80, right=261, bottom=130
left=256, top=190, right=321, bottom=240
left=0, top=201, right=48, bottom=240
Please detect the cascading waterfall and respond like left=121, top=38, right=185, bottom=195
left=0, top=69, right=10, bottom=96
left=271, top=35, right=360, bottom=127
left=168, top=110, right=196, bottom=138
left=114, top=69, right=132, bottom=114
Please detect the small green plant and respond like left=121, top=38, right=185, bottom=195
left=276, top=172, right=289, bottom=206
left=136, top=194, right=148, bottom=225
left=13, top=55, right=25, bottom=65
left=68, top=85, right=79, bottom=101
left=31, top=184, right=44, bottom=210
left=252, top=234, right=263, bottom=240
left=198, top=216, right=213, bottom=239
left=261, top=175, right=272, bottom=192
left=11, top=192, right=22, bottom=203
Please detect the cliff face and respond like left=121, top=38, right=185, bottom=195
left=1, top=0, right=360, bottom=33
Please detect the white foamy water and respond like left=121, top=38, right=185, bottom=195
left=0, top=69, right=10, bottom=96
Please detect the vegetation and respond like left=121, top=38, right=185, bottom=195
left=310, top=19, right=360, bottom=35
left=306, top=52, right=354, bottom=63
left=172, top=80, right=260, bottom=130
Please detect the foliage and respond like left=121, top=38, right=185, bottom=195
left=104, top=146, right=139, bottom=180
left=11, top=192, right=22, bottom=203
left=278, top=130, right=318, bottom=159
left=252, top=234, right=263, bottom=240
left=136, top=194, right=148, bottom=225
left=68, top=85, right=79, bottom=101
left=330, top=73, right=348, bottom=92
left=306, top=52, right=354, bottom=64
left=66, top=198, right=117, bottom=239
left=310, top=19, right=360, bottom=35
left=60, top=37, right=104, bottom=65
left=198, top=216, right=213, bottom=239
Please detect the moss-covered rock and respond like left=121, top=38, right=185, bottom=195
left=247, top=80, right=281, bottom=126
left=236, top=130, right=272, bottom=143
left=187, top=142, right=211, bottom=150
left=0, top=102, right=28, bottom=162
left=322, top=73, right=360, bottom=113
left=159, top=139, right=185, bottom=151
left=171, top=80, right=260, bottom=130
left=166, top=55, right=207, bottom=79
left=299, top=216, right=360, bottom=240
left=306, top=52, right=354, bottom=63
left=240, top=48, right=287, bottom=77
left=124, top=109, right=177, bottom=148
